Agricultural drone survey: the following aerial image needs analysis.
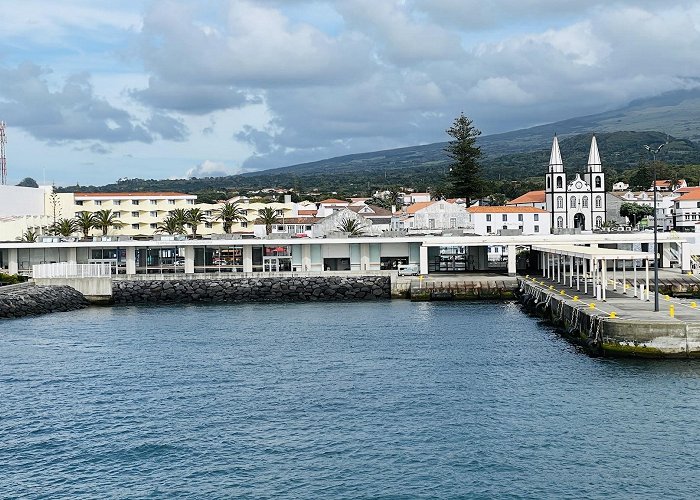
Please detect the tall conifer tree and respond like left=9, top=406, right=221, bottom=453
left=445, top=113, right=482, bottom=203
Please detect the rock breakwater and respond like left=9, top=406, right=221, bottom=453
left=0, top=284, right=89, bottom=319
left=113, top=276, right=391, bottom=304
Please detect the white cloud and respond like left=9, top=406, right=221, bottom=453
left=184, top=160, right=243, bottom=179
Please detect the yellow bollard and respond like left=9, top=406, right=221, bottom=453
left=525, top=275, right=529, bottom=279
left=670, top=305, right=675, bottom=318
left=624, top=284, right=629, bottom=290
left=691, top=302, right=697, bottom=309
left=664, top=295, right=670, bottom=301
left=589, top=303, right=595, bottom=309
left=573, top=296, right=579, bottom=301
left=560, top=290, right=565, bottom=295
left=609, top=311, right=617, bottom=318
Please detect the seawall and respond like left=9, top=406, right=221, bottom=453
left=517, top=278, right=700, bottom=358
left=0, top=283, right=89, bottom=319
left=112, top=276, right=391, bottom=304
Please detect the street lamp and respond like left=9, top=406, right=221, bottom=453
left=644, top=143, right=665, bottom=312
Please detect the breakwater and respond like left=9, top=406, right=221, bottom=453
left=0, top=283, right=89, bottom=319
left=112, top=276, right=391, bottom=304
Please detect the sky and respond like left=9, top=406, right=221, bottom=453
left=1, top=0, right=699, bottom=186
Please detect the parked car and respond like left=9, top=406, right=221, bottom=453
left=397, top=264, right=420, bottom=276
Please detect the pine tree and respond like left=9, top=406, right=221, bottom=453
left=445, top=113, right=482, bottom=203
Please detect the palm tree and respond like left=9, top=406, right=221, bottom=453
left=20, top=229, right=38, bottom=242
left=336, top=217, right=367, bottom=236
left=93, top=209, right=123, bottom=235
left=75, top=211, right=96, bottom=239
left=257, top=206, right=282, bottom=235
left=155, top=216, right=186, bottom=235
left=53, top=218, right=77, bottom=237
left=185, top=207, right=208, bottom=239
left=214, top=201, right=248, bottom=233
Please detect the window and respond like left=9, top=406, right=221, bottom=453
left=75, top=200, right=84, bottom=206
left=518, top=214, right=523, bottom=222
left=534, top=214, right=539, bottom=221
left=503, top=225, right=508, bottom=230
left=241, top=221, right=248, bottom=228
left=428, top=219, right=435, bottom=229
left=131, top=211, right=139, bottom=217
left=113, top=211, right=121, bottom=217
left=150, top=200, right=157, bottom=205
left=305, top=225, right=312, bottom=231
left=696, top=202, right=700, bottom=208
left=486, top=225, right=492, bottom=233
left=450, top=218, right=457, bottom=228
left=277, top=225, right=284, bottom=231
left=596, top=216, right=603, bottom=227
left=150, top=223, right=158, bottom=229
left=205, top=222, right=213, bottom=228
left=556, top=177, right=563, bottom=189
left=132, top=200, right=139, bottom=205
left=595, top=176, right=602, bottom=188
left=486, top=214, right=491, bottom=222
left=132, top=223, right=140, bottom=230
left=168, top=200, right=175, bottom=205
left=502, top=214, right=508, bottom=221
left=187, top=200, right=194, bottom=205
left=95, top=200, right=102, bottom=206
left=534, top=225, right=540, bottom=233
left=557, top=196, right=563, bottom=209
left=275, top=209, right=283, bottom=216
left=582, top=196, right=588, bottom=208
left=113, top=200, right=121, bottom=206
left=241, top=210, right=248, bottom=216
left=557, top=216, right=564, bottom=228
left=595, top=195, right=602, bottom=208
left=570, top=196, right=576, bottom=208
left=149, top=211, right=157, bottom=217
left=547, top=177, right=551, bottom=189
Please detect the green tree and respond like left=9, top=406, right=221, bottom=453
left=629, top=164, right=654, bottom=191
left=445, top=113, right=483, bottom=203
left=336, top=217, right=367, bottom=235
left=257, top=206, right=282, bottom=235
left=214, top=202, right=248, bottom=233
left=185, top=207, right=208, bottom=238
left=16, top=177, right=39, bottom=188
left=75, top=211, right=96, bottom=239
left=155, top=216, right=186, bottom=235
left=52, top=218, right=77, bottom=237
left=93, top=209, right=123, bottom=235
left=20, top=228, right=38, bottom=242
left=620, top=202, right=654, bottom=227
left=169, top=208, right=189, bottom=230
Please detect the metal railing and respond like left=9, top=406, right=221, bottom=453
left=32, top=262, right=112, bottom=279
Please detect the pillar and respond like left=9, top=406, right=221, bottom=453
left=419, top=246, right=429, bottom=275
left=303, top=244, right=312, bottom=271
left=680, top=241, right=692, bottom=273
left=243, top=245, right=253, bottom=273
left=184, top=246, right=195, bottom=274
left=661, top=242, right=671, bottom=268
left=583, top=258, right=588, bottom=295
left=126, top=247, right=136, bottom=275
left=67, top=247, right=77, bottom=265
left=8, top=248, right=18, bottom=275
left=569, top=256, right=573, bottom=288
left=507, top=244, right=516, bottom=276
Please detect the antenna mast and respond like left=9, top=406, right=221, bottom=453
left=0, top=121, right=6, bottom=185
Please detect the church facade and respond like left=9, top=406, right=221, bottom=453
left=544, top=135, right=606, bottom=231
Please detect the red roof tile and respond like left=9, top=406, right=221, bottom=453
left=506, top=190, right=545, bottom=205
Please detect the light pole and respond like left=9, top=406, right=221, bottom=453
left=644, top=143, right=665, bottom=312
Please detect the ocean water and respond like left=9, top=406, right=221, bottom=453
left=1, top=301, right=699, bottom=499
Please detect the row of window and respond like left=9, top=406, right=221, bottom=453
left=555, top=216, right=604, bottom=228
left=75, top=199, right=194, bottom=206
left=555, top=195, right=602, bottom=209
left=485, top=214, right=538, bottom=222
left=547, top=176, right=602, bottom=189
left=486, top=225, right=540, bottom=233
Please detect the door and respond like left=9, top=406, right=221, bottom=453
left=573, top=213, right=586, bottom=230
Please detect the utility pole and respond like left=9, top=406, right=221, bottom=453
left=644, top=142, right=666, bottom=312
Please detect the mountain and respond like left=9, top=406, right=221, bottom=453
left=60, top=88, right=700, bottom=196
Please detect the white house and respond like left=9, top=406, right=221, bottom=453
left=393, top=200, right=468, bottom=232
left=609, top=190, right=676, bottom=229
left=612, top=181, right=630, bottom=192
left=672, top=188, right=700, bottom=231
left=467, top=206, right=550, bottom=236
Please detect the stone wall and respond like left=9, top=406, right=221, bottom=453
left=112, top=276, right=391, bottom=304
left=0, top=284, right=89, bottom=319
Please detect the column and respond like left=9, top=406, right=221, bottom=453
left=243, top=245, right=253, bottom=273
left=612, top=259, right=617, bottom=291
left=645, top=259, right=650, bottom=301
left=681, top=241, right=692, bottom=273
left=601, top=261, right=607, bottom=301
left=576, top=257, right=580, bottom=291
left=569, top=256, right=574, bottom=288
left=126, top=246, right=136, bottom=275
left=419, top=245, right=429, bottom=275
left=303, top=244, right=312, bottom=271
left=541, top=251, right=546, bottom=277
left=583, top=258, right=588, bottom=295
left=184, top=246, right=195, bottom=274
left=633, top=260, right=638, bottom=298
left=661, top=242, right=671, bottom=268
left=360, top=243, right=370, bottom=271
left=8, top=248, right=18, bottom=275
left=67, top=247, right=77, bottom=265
left=622, top=260, right=627, bottom=294
left=507, top=244, right=516, bottom=276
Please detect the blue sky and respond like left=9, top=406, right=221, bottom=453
left=1, top=0, right=699, bottom=186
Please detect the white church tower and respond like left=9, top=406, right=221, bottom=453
left=545, top=135, right=606, bottom=231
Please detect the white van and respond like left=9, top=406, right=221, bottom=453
left=397, top=264, right=420, bottom=276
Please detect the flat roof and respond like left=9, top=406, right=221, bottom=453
left=531, top=244, right=653, bottom=260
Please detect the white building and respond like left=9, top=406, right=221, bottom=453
left=507, top=190, right=546, bottom=210
left=467, top=206, right=550, bottom=236
left=393, top=200, right=468, bottom=232
left=609, top=190, right=676, bottom=229
left=672, top=188, right=700, bottom=231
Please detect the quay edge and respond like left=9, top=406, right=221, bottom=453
left=517, top=278, right=700, bottom=358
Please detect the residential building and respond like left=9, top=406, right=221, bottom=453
left=468, top=206, right=550, bottom=236
left=507, top=190, right=546, bottom=210
left=392, top=200, right=468, bottom=232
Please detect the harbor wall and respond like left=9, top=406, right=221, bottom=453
left=0, top=283, right=89, bottom=319
left=112, top=276, right=391, bottom=304
left=517, top=279, right=700, bottom=358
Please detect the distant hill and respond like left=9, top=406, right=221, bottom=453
left=60, top=88, right=700, bottom=196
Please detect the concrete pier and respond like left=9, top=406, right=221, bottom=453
left=518, top=275, right=700, bottom=358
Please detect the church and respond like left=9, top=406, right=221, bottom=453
left=509, top=135, right=607, bottom=232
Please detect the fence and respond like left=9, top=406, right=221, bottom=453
left=32, top=262, right=112, bottom=279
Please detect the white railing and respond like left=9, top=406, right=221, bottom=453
left=32, top=262, right=112, bottom=279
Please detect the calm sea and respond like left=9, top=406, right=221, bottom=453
left=1, top=301, right=699, bottom=499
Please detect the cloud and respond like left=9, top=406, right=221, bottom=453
left=145, top=113, right=188, bottom=141
left=184, top=160, right=243, bottom=178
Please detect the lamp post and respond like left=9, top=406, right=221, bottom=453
left=644, top=143, right=665, bottom=312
